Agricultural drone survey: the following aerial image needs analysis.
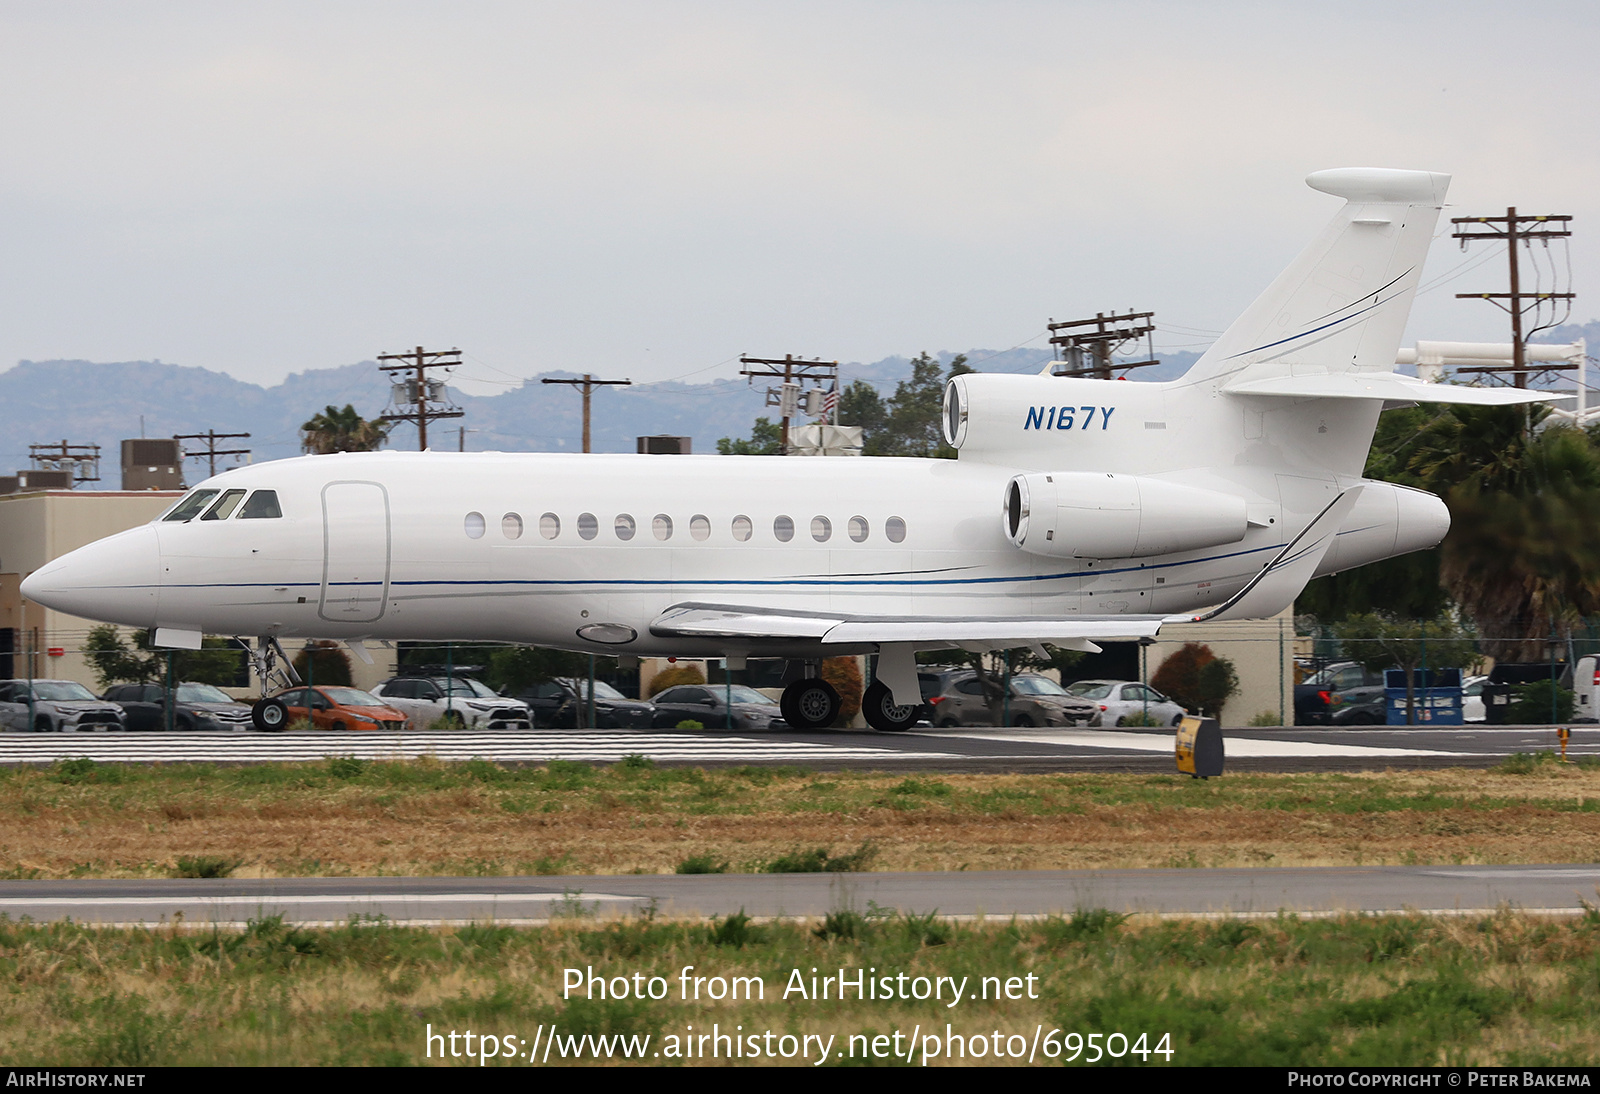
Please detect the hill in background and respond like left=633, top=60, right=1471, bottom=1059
left=0, top=345, right=1202, bottom=485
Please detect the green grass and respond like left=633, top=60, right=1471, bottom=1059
left=1, top=911, right=1597, bottom=1065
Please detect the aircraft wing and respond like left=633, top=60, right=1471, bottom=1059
left=649, top=603, right=1163, bottom=652
left=1225, top=372, right=1570, bottom=405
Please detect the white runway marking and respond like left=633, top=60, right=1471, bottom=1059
left=0, top=730, right=962, bottom=764
left=927, top=728, right=1463, bottom=758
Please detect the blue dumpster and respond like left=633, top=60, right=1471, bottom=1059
left=1384, top=668, right=1464, bottom=726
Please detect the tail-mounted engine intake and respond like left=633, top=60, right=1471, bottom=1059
left=1004, top=472, right=1249, bottom=559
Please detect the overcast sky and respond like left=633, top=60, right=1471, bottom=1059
left=0, top=1, right=1594, bottom=395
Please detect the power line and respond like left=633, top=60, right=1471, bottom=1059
left=377, top=346, right=466, bottom=451
left=173, top=430, right=251, bottom=478
left=540, top=374, right=632, bottom=453
left=737, top=354, right=839, bottom=454
left=1451, top=208, right=1575, bottom=388
left=1047, top=311, right=1158, bottom=379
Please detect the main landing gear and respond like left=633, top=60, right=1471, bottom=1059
left=861, top=679, right=919, bottom=733
left=780, top=675, right=841, bottom=731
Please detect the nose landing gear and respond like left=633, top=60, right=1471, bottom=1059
left=244, top=635, right=301, bottom=732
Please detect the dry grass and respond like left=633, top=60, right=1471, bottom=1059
left=3, top=754, right=1600, bottom=879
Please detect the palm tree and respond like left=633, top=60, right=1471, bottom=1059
left=300, top=405, right=390, bottom=454
left=1409, top=404, right=1600, bottom=660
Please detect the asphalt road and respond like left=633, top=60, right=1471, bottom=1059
left=5, top=864, right=1597, bottom=925
left=0, top=723, right=1586, bottom=773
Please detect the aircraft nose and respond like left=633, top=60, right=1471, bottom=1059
left=21, top=524, right=161, bottom=626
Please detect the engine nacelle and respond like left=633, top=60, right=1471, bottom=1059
left=1003, top=471, right=1249, bottom=559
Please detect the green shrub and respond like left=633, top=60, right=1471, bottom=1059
left=676, top=853, right=729, bottom=875
left=172, top=855, right=241, bottom=879
left=1507, top=679, right=1574, bottom=724
left=763, top=841, right=876, bottom=874
left=675, top=720, right=705, bottom=731
left=326, top=756, right=366, bottom=780
left=708, top=909, right=760, bottom=947
left=1247, top=710, right=1283, bottom=727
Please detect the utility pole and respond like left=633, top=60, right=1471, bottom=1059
left=377, top=346, right=465, bottom=450
left=1047, top=311, right=1158, bottom=378
left=540, top=374, right=632, bottom=453
left=1451, top=209, right=1575, bottom=388
left=173, top=430, right=251, bottom=478
left=738, top=354, right=839, bottom=454
left=28, top=441, right=101, bottom=485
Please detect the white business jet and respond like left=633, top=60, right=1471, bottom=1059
left=21, top=168, right=1564, bottom=733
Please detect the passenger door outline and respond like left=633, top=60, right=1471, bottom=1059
left=319, top=481, right=392, bottom=624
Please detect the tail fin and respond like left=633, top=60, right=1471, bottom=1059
left=1179, top=168, right=1450, bottom=389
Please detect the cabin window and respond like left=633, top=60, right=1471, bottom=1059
left=502, top=513, right=523, bottom=540
left=200, top=489, right=247, bottom=521
left=464, top=512, right=486, bottom=539
left=731, top=515, right=752, bottom=541
left=238, top=490, right=282, bottom=519
left=689, top=515, right=711, bottom=541
left=653, top=514, right=673, bottom=540
left=615, top=514, right=636, bottom=541
left=578, top=512, right=599, bottom=540
left=811, top=516, right=832, bottom=542
left=848, top=516, right=868, bottom=542
left=161, top=490, right=218, bottom=522
left=540, top=513, right=560, bottom=539
left=773, top=515, right=794, bottom=542
left=886, top=516, right=907, bottom=543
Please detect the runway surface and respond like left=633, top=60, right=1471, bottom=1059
left=0, top=723, right=1588, bottom=772
left=6, top=864, right=1598, bottom=925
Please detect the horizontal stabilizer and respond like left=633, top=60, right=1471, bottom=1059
left=1225, top=372, right=1569, bottom=405
left=651, top=602, right=1163, bottom=650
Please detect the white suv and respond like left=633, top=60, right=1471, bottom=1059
left=0, top=679, right=127, bottom=732
left=369, top=676, right=532, bottom=730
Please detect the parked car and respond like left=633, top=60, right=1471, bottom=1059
left=1294, top=661, right=1387, bottom=726
left=517, top=678, right=656, bottom=729
left=0, top=679, right=126, bottom=732
left=1064, top=679, right=1188, bottom=727
left=1462, top=675, right=1488, bottom=723
left=102, top=681, right=253, bottom=731
left=650, top=683, right=786, bottom=730
left=927, top=671, right=1099, bottom=728
left=263, top=686, right=407, bottom=731
left=369, top=675, right=532, bottom=729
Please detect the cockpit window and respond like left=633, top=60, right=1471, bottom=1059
left=162, top=490, right=219, bottom=522
left=200, top=489, right=247, bottom=521
left=238, top=490, right=282, bottom=519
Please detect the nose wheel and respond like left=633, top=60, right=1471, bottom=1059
left=861, top=679, right=919, bottom=733
left=780, top=677, right=841, bottom=731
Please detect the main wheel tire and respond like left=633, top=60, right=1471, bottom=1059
left=1012, top=714, right=1035, bottom=728
left=252, top=698, right=289, bottom=732
left=1170, top=715, right=1184, bottom=727
left=34, top=716, right=52, bottom=733
left=861, top=680, right=919, bottom=733
left=780, top=678, right=842, bottom=731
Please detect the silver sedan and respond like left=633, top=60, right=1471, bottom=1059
left=1065, top=680, right=1187, bottom=727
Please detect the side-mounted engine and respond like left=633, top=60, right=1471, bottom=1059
left=1003, top=471, right=1249, bottom=560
